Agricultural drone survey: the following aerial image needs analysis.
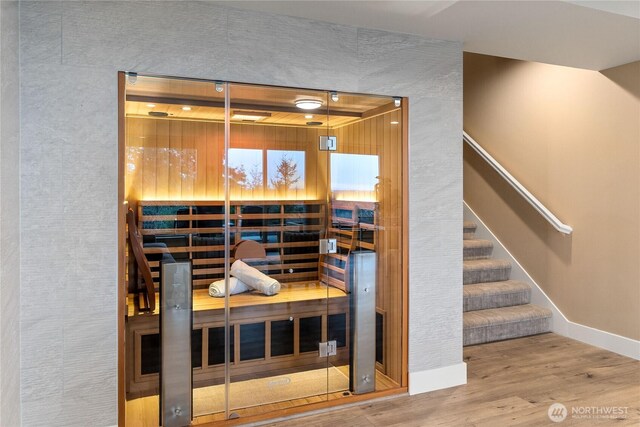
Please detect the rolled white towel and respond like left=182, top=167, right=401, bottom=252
left=230, top=260, right=281, bottom=296
left=208, top=277, right=250, bottom=298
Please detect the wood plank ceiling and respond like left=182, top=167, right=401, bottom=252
left=125, top=75, right=396, bottom=128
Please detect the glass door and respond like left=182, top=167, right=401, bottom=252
left=325, top=92, right=404, bottom=399
left=122, top=74, right=406, bottom=426
left=223, top=83, right=332, bottom=418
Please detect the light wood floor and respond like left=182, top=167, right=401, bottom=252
left=261, top=334, right=640, bottom=426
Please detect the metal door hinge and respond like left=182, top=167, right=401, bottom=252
left=319, top=340, right=337, bottom=357
left=319, top=136, right=337, bottom=151
left=319, top=238, right=337, bottom=254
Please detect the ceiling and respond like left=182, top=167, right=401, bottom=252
left=125, top=74, right=397, bottom=128
left=215, top=1, right=640, bottom=71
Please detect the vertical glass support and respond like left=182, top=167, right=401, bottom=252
left=160, top=261, right=193, bottom=427
left=223, top=82, right=231, bottom=420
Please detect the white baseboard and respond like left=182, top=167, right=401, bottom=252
left=464, top=202, right=640, bottom=361
left=408, top=362, right=467, bottom=395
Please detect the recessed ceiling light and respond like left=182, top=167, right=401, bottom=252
left=146, top=103, right=156, bottom=108
left=295, top=99, right=322, bottom=110
left=391, top=121, right=399, bottom=125
left=306, top=121, right=323, bottom=126
left=232, top=111, right=271, bottom=121
left=305, top=114, right=313, bottom=119
left=182, top=106, right=192, bottom=111
left=149, top=111, right=169, bottom=117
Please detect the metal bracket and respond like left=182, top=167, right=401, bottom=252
left=319, top=340, right=338, bottom=357
left=319, top=238, right=337, bottom=254
left=319, top=136, right=337, bottom=151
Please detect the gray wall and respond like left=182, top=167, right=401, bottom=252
left=19, top=2, right=462, bottom=425
left=0, top=1, right=21, bottom=426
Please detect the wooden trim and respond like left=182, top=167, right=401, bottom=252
left=196, top=387, right=407, bottom=426
left=361, top=101, right=400, bottom=120
left=117, top=71, right=126, bottom=427
left=139, top=199, right=326, bottom=206
left=401, top=97, right=409, bottom=388
left=331, top=101, right=400, bottom=130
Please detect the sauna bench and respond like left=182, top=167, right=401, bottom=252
left=126, top=282, right=350, bottom=399
left=127, top=282, right=347, bottom=317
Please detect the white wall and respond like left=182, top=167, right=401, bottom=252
left=19, top=2, right=462, bottom=425
left=0, top=1, right=21, bottom=426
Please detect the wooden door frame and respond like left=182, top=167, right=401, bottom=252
left=117, top=71, right=126, bottom=426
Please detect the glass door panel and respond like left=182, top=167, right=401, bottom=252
left=122, top=74, right=405, bottom=426
left=225, top=83, right=331, bottom=418
left=326, top=92, right=404, bottom=398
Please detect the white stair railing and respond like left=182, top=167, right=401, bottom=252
left=463, top=131, right=573, bottom=235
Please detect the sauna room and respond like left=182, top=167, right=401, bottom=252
left=120, top=74, right=406, bottom=425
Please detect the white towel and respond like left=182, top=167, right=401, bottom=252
left=208, top=277, right=250, bottom=298
left=230, top=260, right=281, bottom=296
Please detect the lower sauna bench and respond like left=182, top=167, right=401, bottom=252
left=125, top=282, right=349, bottom=399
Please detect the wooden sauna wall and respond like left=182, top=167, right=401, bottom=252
left=332, top=109, right=403, bottom=384
left=125, top=119, right=329, bottom=203
left=125, top=110, right=404, bottom=383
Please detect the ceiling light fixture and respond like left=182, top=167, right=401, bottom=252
left=394, top=97, right=401, bottom=107
left=295, top=99, right=323, bottom=110
left=305, top=114, right=313, bottom=119
left=149, top=111, right=169, bottom=117
left=182, top=106, right=192, bottom=111
left=232, top=111, right=271, bottom=121
left=391, top=121, right=399, bottom=125
left=330, top=91, right=339, bottom=102
left=215, top=81, right=224, bottom=92
left=146, top=103, right=156, bottom=108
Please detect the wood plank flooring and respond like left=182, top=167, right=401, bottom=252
left=260, top=334, right=639, bottom=426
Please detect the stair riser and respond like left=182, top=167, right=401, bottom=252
left=464, top=289, right=531, bottom=311
left=463, top=231, right=476, bottom=240
left=463, top=266, right=511, bottom=284
left=464, top=317, right=551, bottom=346
left=463, top=246, right=493, bottom=260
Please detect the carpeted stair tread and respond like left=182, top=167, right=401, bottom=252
left=464, top=280, right=531, bottom=311
left=463, top=304, right=552, bottom=346
left=463, top=259, right=511, bottom=284
left=463, top=239, right=493, bottom=260
left=463, top=221, right=477, bottom=240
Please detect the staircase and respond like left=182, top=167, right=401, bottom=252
left=463, top=221, right=552, bottom=346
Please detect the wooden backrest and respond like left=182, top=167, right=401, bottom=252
left=126, top=208, right=156, bottom=311
left=137, top=200, right=326, bottom=288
